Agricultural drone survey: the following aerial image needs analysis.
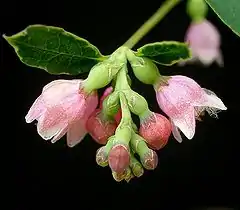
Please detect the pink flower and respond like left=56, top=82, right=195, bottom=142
left=25, top=79, right=98, bottom=147
left=180, top=20, right=223, bottom=66
left=154, top=75, right=227, bottom=142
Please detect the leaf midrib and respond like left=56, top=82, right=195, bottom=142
left=13, top=40, right=104, bottom=61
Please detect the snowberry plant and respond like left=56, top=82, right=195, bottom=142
left=5, top=0, right=239, bottom=182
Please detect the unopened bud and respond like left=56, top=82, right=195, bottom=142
left=108, top=144, right=130, bottom=173
left=139, top=111, right=171, bottom=150
left=86, top=109, right=117, bottom=145
left=124, top=90, right=149, bottom=116
left=141, top=149, right=158, bottom=170
left=102, top=91, right=120, bottom=117
left=127, top=50, right=160, bottom=85
left=96, top=146, right=108, bottom=167
left=131, top=162, right=144, bottom=177
left=112, top=171, right=125, bottom=182
left=130, top=152, right=144, bottom=177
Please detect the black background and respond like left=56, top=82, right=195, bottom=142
left=2, top=0, right=239, bottom=209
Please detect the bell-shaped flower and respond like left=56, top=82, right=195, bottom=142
left=180, top=20, right=223, bottom=66
left=154, top=75, right=227, bottom=142
left=25, top=79, right=98, bottom=147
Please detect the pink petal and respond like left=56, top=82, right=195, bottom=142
left=156, top=76, right=204, bottom=118
left=36, top=107, right=68, bottom=140
left=41, top=80, right=83, bottom=106
left=171, top=107, right=196, bottom=140
left=197, top=88, right=227, bottom=110
left=43, top=79, right=81, bottom=92
left=25, top=95, right=45, bottom=123
left=170, top=120, right=183, bottom=143
left=186, top=21, right=220, bottom=49
left=195, top=49, right=220, bottom=66
left=51, top=125, right=68, bottom=143
left=66, top=92, right=98, bottom=147
left=67, top=120, right=88, bottom=147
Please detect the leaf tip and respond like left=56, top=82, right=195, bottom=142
left=2, top=34, right=9, bottom=41
left=2, top=34, right=14, bottom=46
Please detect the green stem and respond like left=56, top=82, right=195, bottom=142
left=123, top=0, right=181, bottom=49
left=115, top=65, right=131, bottom=91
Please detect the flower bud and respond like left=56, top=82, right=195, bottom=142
left=96, top=146, right=108, bottom=167
left=141, top=149, right=158, bottom=170
left=124, top=167, right=134, bottom=182
left=130, top=133, right=158, bottom=170
left=86, top=109, right=117, bottom=145
left=112, top=167, right=133, bottom=182
left=139, top=111, right=171, bottom=150
left=108, top=144, right=130, bottom=173
left=124, top=90, right=149, bottom=116
left=129, top=152, right=144, bottom=177
left=187, top=0, right=208, bottom=23
left=112, top=171, right=126, bottom=182
left=83, top=46, right=127, bottom=92
left=126, top=50, right=160, bottom=85
left=102, top=91, right=120, bottom=117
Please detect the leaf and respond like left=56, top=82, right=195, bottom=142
left=135, top=41, right=191, bottom=66
left=3, top=25, right=106, bottom=75
left=205, top=0, right=240, bottom=37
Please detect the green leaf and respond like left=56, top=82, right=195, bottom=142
left=3, top=25, right=106, bottom=75
left=205, top=0, right=240, bottom=37
left=135, top=41, right=191, bottom=66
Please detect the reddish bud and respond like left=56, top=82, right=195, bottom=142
left=139, top=112, right=171, bottom=150
left=87, top=109, right=117, bottom=145
left=108, top=144, right=130, bottom=173
left=141, top=150, right=158, bottom=170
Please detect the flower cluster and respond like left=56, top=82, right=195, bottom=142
left=26, top=47, right=226, bottom=182
left=23, top=0, right=227, bottom=182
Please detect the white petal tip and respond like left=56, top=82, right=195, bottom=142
left=67, top=143, right=77, bottom=148
left=51, top=139, right=57, bottom=144
left=25, top=115, right=33, bottom=123
left=222, top=105, right=227, bottom=110
left=187, top=134, right=194, bottom=140
left=175, top=139, right=183, bottom=143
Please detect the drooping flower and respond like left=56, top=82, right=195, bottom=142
left=25, top=79, right=98, bottom=147
left=154, top=75, right=227, bottom=142
left=139, top=112, right=172, bottom=150
left=180, top=20, right=223, bottom=66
